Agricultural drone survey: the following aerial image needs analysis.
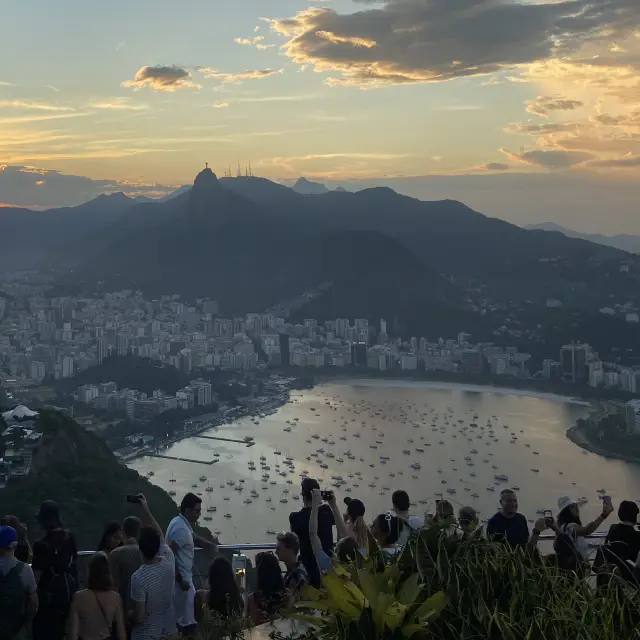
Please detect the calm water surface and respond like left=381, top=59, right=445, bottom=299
left=129, top=380, right=640, bottom=543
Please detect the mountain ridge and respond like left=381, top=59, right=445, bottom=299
left=526, top=222, right=640, bottom=254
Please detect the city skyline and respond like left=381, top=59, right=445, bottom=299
left=1, top=0, right=640, bottom=232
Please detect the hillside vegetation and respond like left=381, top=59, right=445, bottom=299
left=55, top=355, right=191, bottom=396
left=1, top=410, right=177, bottom=549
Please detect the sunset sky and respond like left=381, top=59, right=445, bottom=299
left=1, top=0, right=640, bottom=231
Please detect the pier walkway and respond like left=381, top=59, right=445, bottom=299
left=196, top=435, right=256, bottom=447
left=146, top=454, right=220, bottom=465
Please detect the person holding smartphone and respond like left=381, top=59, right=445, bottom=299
left=557, top=494, right=614, bottom=562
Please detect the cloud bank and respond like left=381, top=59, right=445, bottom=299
left=265, top=0, right=640, bottom=86
left=0, top=165, right=174, bottom=208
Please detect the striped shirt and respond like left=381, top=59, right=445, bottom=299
left=130, top=544, right=177, bottom=640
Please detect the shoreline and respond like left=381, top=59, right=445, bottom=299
left=310, top=372, right=591, bottom=405
left=122, top=391, right=290, bottom=463
left=566, top=423, right=640, bottom=466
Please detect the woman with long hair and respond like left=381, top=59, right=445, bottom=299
left=247, top=552, right=286, bottom=625
left=555, top=495, right=613, bottom=573
left=67, top=551, right=126, bottom=640
left=195, top=557, right=243, bottom=622
left=97, top=522, right=123, bottom=554
left=343, top=498, right=369, bottom=554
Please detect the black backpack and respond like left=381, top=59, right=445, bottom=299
left=0, top=561, right=27, bottom=639
left=39, top=531, right=77, bottom=610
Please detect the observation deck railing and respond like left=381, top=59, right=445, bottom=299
left=75, top=532, right=610, bottom=592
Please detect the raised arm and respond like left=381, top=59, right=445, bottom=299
left=136, top=494, right=163, bottom=543
left=573, top=501, right=613, bottom=537
left=309, top=489, right=324, bottom=556
left=326, top=492, right=350, bottom=540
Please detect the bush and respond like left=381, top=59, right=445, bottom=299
left=289, top=526, right=640, bottom=640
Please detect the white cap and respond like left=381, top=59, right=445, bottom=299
left=557, top=495, right=582, bottom=513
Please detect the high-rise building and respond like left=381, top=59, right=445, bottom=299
left=97, top=338, right=108, bottom=364
left=560, top=343, right=590, bottom=383
left=460, top=350, right=484, bottom=375
left=380, top=318, right=387, bottom=335
left=30, top=361, right=46, bottom=382
left=350, top=342, right=367, bottom=367
left=335, top=318, right=350, bottom=339
left=626, top=400, right=640, bottom=435
left=116, top=333, right=129, bottom=356
left=589, top=362, right=604, bottom=388
left=279, top=333, right=291, bottom=367
left=61, top=356, right=74, bottom=378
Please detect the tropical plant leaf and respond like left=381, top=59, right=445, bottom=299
left=410, top=591, right=448, bottom=624
left=396, top=573, right=421, bottom=606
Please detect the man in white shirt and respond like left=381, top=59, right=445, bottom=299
left=165, top=493, right=217, bottom=635
left=392, top=490, right=424, bottom=546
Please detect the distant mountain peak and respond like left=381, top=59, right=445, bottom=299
left=193, top=167, right=219, bottom=188
left=293, top=177, right=329, bottom=195
left=97, top=192, right=131, bottom=202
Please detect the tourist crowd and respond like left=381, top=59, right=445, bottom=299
left=1, top=479, right=638, bottom=640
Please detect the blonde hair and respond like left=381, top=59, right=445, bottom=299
left=350, top=516, right=369, bottom=551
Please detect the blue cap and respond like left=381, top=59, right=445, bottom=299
left=0, top=525, right=18, bottom=550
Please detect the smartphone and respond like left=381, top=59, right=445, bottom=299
left=320, top=490, right=333, bottom=501
left=544, top=509, right=553, bottom=527
left=602, top=495, right=613, bottom=510
left=126, top=494, right=141, bottom=504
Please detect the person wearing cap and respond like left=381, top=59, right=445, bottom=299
left=343, top=497, right=369, bottom=554
left=557, top=494, right=613, bottom=562
left=289, top=478, right=334, bottom=587
left=0, top=525, right=39, bottom=639
left=31, top=500, right=78, bottom=640
left=0, top=515, right=31, bottom=563
left=392, top=490, right=424, bottom=546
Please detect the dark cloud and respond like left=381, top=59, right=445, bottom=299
left=0, top=165, right=173, bottom=208
left=481, top=162, right=509, bottom=171
left=266, top=0, right=640, bottom=86
left=525, top=96, right=584, bottom=117
left=501, top=148, right=595, bottom=169
left=122, top=65, right=200, bottom=91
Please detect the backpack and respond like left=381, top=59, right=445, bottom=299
left=39, top=531, right=77, bottom=610
left=0, top=562, right=27, bottom=638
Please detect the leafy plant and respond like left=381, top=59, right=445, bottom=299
left=282, top=526, right=640, bottom=640
left=291, top=562, right=447, bottom=640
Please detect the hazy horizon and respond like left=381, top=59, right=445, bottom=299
left=2, top=0, right=640, bottom=233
